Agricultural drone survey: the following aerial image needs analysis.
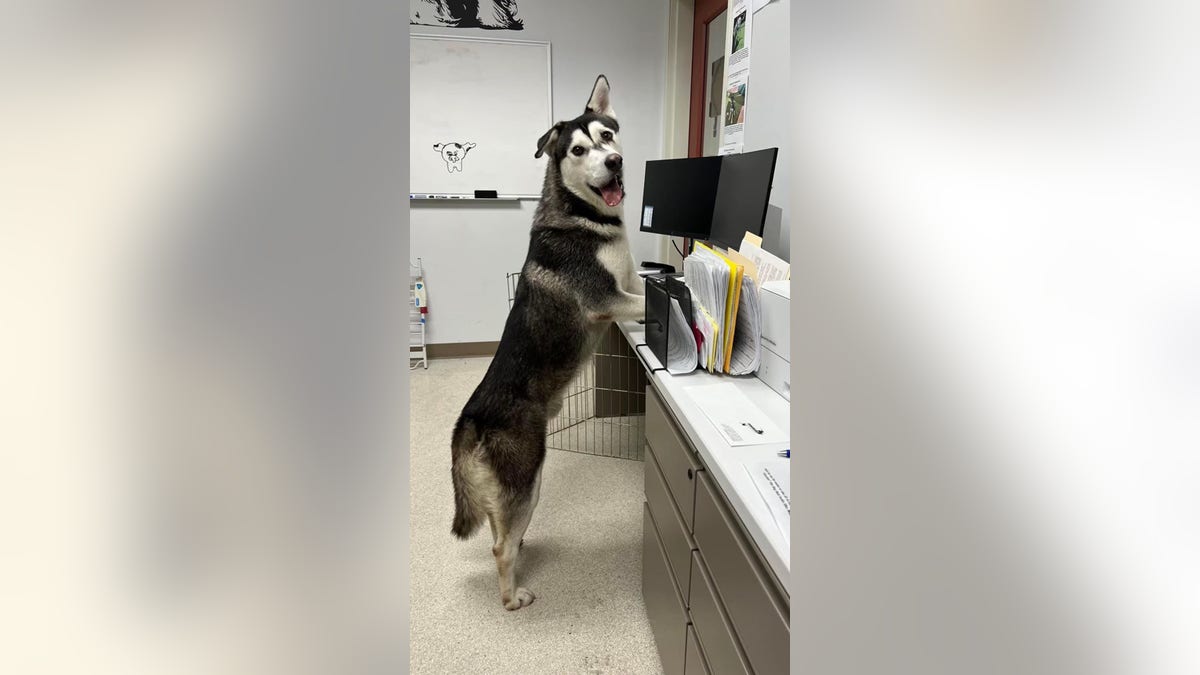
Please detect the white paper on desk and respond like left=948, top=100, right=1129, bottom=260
left=684, top=383, right=786, bottom=446
left=745, top=459, right=790, bottom=543
left=666, top=298, right=698, bottom=375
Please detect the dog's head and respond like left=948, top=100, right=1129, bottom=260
left=535, top=75, right=625, bottom=214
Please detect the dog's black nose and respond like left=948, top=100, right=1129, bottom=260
left=605, top=153, right=623, bottom=171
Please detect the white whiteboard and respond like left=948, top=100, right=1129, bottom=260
left=410, top=35, right=552, bottom=199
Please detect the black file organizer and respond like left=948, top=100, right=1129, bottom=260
left=643, top=274, right=694, bottom=371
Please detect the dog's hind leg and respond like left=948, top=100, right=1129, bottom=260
left=492, top=505, right=534, bottom=610
left=491, top=468, right=542, bottom=611
left=521, top=465, right=542, bottom=550
left=489, top=509, right=524, bottom=550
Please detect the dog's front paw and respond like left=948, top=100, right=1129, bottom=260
left=587, top=311, right=614, bottom=324
left=503, top=587, right=535, bottom=611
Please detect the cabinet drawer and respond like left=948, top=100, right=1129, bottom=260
left=685, top=624, right=711, bottom=675
left=643, top=503, right=688, bottom=675
left=645, top=443, right=697, bottom=602
left=646, top=385, right=701, bottom=529
left=688, top=552, right=752, bottom=675
left=694, top=473, right=790, bottom=675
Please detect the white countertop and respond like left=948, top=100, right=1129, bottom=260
left=618, top=320, right=790, bottom=595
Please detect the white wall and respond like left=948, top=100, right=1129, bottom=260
left=791, top=1, right=1200, bottom=673
left=742, top=0, right=790, bottom=260
left=411, top=0, right=670, bottom=344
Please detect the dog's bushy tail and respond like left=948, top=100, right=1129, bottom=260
left=450, top=418, right=483, bottom=539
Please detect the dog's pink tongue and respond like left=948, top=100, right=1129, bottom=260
left=600, top=180, right=623, bottom=207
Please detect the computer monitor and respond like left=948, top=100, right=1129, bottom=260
left=638, top=156, right=723, bottom=240
left=708, top=148, right=778, bottom=250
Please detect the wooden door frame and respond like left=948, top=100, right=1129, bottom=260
left=688, top=0, right=728, bottom=157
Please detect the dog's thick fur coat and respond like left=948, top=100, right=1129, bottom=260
left=450, top=75, right=644, bottom=610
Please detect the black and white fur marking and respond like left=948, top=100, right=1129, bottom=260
left=450, top=75, right=643, bottom=611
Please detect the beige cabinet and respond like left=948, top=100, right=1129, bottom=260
left=642, top=385, right=790, bottom=675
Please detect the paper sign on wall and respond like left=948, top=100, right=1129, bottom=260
left=718, top=0, right=753, bottom=155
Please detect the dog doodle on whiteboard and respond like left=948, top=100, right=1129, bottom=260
left=433, top=142, right=476, bottom=173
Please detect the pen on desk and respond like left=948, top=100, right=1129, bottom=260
left=777, top=449, right=790, bottom=458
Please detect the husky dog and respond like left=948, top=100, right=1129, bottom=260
left=450, top=75, right=644, bottom=610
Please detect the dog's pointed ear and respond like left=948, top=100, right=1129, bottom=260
left=433, top=143, right=444, bottom=152
left=585, top=74, right=615, bottom=118
left=535, top=123, right=564, bottom=158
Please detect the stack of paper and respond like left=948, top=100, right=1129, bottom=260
left=683, top=242, right=764, bottom=375
left=686, top=241, right=739, bottom=369
left=728, top=274, right=761, bottom=375
left=665, top=297, right=698, bottom=374
left=665, top=235, right=787, bottom=377
left=739, top=233, right=789, bottom=284
left=693, top=303, right=720, bottom=372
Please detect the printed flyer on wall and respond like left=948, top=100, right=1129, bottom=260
left=718, top=0, right=752, bottom=155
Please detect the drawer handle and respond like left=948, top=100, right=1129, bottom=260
left=687, top=468, right=693, bottom=480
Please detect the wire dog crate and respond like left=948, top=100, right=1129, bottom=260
left=507, top=272, right=646, bottom=460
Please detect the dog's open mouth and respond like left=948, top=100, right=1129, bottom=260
left=590, top=175, right=624, bottom=207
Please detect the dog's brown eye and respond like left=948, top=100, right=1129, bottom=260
left=601, top=131, right=613, bottom=141
left=571, top=146, right=586, bottom=156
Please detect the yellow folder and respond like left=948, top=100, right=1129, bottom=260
left=695, top=242, right=743, bottom=373
left=723, top=264, right=743, bottom=373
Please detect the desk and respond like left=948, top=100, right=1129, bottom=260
left=617, top=320, right=790, bottom=675
left=619, top=321, right=790, bottom=586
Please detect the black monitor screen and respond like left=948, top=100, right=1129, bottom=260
left=708, top=148, right=778, bottom=250
left=639, top=156, right=723, bottom=239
